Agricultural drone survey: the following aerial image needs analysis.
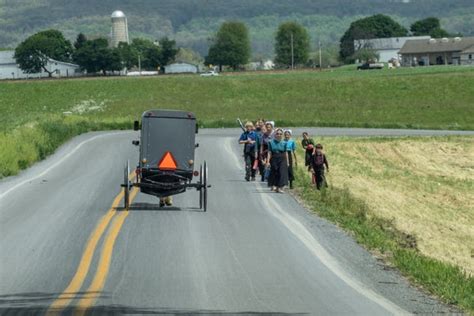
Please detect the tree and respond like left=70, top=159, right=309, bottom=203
left=107, top=48, right=124, bottom=73
left=339, top=14, right=407, bottom=63
left=74, top=33, right=87, bottom=50
left=274, top=22, right=310, bottom=68
left=158, top=37, right=178, bottom=71
left=307, top=45, right=341, bottom=68
left=144, top=46, right=161, bottom=70
left=352, top=48, right=379, bottom=63
left=410, top=17, right=450, bottom=38
left=175, top=47, right=203, bottom=65
left=117, top=42, right=138, bottom=69
left=14, top=29, right=73, bottom=76
left=73, top=38, right=123, bottom=75
left=130, top=38, right=161, bottom=70
left=206, top=21, right=251, bottom=71
left=430, top=27, right=450, bottom=38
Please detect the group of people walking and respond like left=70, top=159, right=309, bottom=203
left=239, top=120, right=329, bottom=193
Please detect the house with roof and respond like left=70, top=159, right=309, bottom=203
left=354, top=36, right=430, bottom=62
left=0, top=50, right=82, bottom=80
left=399, top=37, right=474, bottom=66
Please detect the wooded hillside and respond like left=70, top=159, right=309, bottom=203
left=1, top=0, right=473, bottom=57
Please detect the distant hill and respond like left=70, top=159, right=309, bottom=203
left=1, top=0, right=473, bottom=58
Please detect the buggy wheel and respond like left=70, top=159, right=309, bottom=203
left=203, top=161, right=208, bottom=212
left=199, top=164, right=204, bottom=209
left=124, top=160, right=130, bottom=209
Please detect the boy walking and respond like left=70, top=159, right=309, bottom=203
left=239, top=122, right=257, bottom=181
left=311, top=144, right=329, bottom=190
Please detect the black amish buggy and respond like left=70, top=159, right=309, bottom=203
left=122, top=110, right=210, bottom=211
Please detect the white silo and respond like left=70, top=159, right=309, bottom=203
left=111, top=10, right=129, bottom=47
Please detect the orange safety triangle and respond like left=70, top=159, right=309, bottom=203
left=158, top=151, right=178, bottom=170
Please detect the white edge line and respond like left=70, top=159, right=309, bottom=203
left=0, top=131, right=130, bottom=200
left=225, top=137, right=408, bottom=315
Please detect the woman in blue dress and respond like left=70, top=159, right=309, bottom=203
left=266, top=128, right=289, bottom=193
left=284, top=130, right=297, bottom=189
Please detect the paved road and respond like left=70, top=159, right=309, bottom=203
left=0, top=129, right=464, bottom=315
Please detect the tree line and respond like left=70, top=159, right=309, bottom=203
left=340, top=15, right=454, bottom=63
left=13, top=21, right=312, bottom=75
left=205, top=15, right=455, bottom=69
left=14, top=30, right=179, bottom=76
left=13, top=15, right=456, bottom=75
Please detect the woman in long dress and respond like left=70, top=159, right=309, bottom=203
left=284, top=130, right=297, bottom=189
left=266, top=128, right=289, bottom=193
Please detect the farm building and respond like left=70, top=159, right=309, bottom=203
left=247, top=60, right=275, bottom=71
left=354, top=36, right=430, bottom=62
left=399, top=37, right=474, bottom=66
left=164, top=62, right=199, bottom=74
left=0, top=50, right=82, bottom=80
left=460, top=45, right=474, bottom=66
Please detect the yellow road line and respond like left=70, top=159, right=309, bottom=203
left=74, top=187, right=139, bottom=315
left=47, top=171, right=136, bottom=314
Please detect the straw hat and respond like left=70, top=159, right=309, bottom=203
left=245, top=121, right=254, bottom=128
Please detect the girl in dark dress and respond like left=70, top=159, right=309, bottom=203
left=260, top=122, right=274, bottom=183
left=266, top=129, right=289, bottom=193
left=255, top=123, right=266, bottom=181
left=301, top=132, right=315, bottom=171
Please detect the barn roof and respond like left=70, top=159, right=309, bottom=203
left=399, top=37, right=474, bottom=54
left=355, top=36, right=430, bottom=50
left=462, top=45, right=474, bottom=54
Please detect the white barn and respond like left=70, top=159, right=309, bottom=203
left=164, top=62, right=198, bottom=74
left=0, top=50, right=82, bottom=80
left=354, top=36, right=431, bottom=62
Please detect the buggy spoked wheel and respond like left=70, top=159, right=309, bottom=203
left=199, top=164, right=203, bottom=210
left=199, top=161, right=208, bottom=212
left=202, top=161, right=208, bottom=212
left=124, top=160, right=130, bottom=209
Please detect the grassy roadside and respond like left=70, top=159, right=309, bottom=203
left=0, top=116, right=129, bottom=177
left=292, top=137, right=474, bottom=313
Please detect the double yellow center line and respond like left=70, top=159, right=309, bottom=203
left=47, top=173, right=138, bottom=315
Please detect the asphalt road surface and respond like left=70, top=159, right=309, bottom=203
left=1, top=128, right=469, bottom=315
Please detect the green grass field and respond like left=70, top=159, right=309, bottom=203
left=1, top=65, right=474, bottom=131
left=1, top=65, right=473, bottom=177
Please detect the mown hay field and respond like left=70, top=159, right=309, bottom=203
left=297, top=136, right=474, bottom=275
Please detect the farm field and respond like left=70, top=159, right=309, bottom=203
left=299, top=136, right=474, bottom=275
left=1, top=65, right=474, bottom=131
left=294, top=136, right=474, bottom=310
left=0, top=66, right=473, bottom=177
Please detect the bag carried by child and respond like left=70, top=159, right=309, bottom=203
left=264, top=166, right=271, bottom=181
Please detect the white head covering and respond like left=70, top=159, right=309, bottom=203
left=265, top=121, right=275, bottom=128
left=285, top=129, right=292, bottom=135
